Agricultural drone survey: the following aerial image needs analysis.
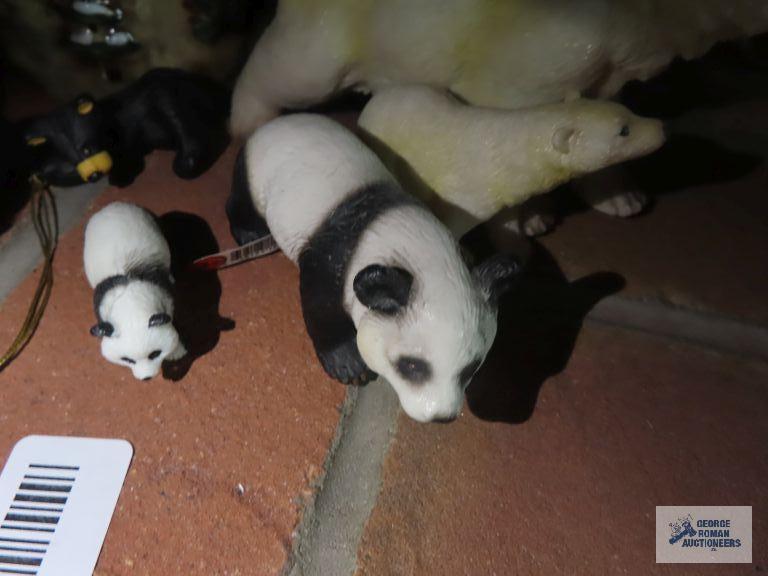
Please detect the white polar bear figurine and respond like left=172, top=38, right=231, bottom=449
left=83, top=202, right=187, bottom=380
left=230, top=0, right=768, bottom=137
left=358, top=86, right=666, bottom=237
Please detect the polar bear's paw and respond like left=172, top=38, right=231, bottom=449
left=522, top=211, right=557, bottom=236
left=588, top=190, right=648, bottom=218
left=503, top=211, right=556, bottom=237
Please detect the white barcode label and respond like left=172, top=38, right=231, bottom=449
left=0, top=436, right=133, bottom=575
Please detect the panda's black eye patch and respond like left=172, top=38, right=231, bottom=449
left=458, top=357, right=483, bottom=388
left=395, top=356, right=432, bottom=384
left=148, top=349, right=162, bottom=360
left=619, top=125, right=630, bottom=137
left=121, top=357, right=136, bottom=365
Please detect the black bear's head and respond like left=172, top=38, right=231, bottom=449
left=22, top=94, right=114, bottom=186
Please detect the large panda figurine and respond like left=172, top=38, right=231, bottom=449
left=226, top=114, right=520, bottom=423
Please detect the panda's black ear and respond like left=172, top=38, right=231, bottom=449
left=148, top=313, right=172, bottom=328
left=90, top=321, right=114, bottom=337
left=353, top=265, right=413, bottom=315
left=473, top=253, right=522, bottom=306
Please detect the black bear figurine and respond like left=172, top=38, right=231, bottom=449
left=19, top=68, right=230, bottom=187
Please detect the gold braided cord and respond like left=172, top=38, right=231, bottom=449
left=0, top=176, right=58, bottom=371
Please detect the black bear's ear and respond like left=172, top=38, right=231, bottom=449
left=76, top=94, right=95, bottom=116
left=353, top=265, right=413, bottom=315
left=148, top=313, right=172, bottom=328
left=473, top=254, right=522, bottom=306
left=90, top=321, right=114, bottom=337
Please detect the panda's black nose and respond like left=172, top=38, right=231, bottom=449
left=142, top=376, right=152, bottom=381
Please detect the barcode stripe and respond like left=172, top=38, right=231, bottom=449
left=3, top=516, right=57, bottom=526
left=0, top=539, right=48, bottom=547
left=22, top=476, right=74, bottom=483
left=13, top=495, right=66, bottom=505
left=0, top=527, right=54, bottom=534
left=17, top=484, right=70, bottom=494
left=0, top=557, right=41, bottom=567
left=0, top=547, right=44, bottom=555
left=28, top=464, right=78, bottom=471
left=0, top=569, right=37, bottom=575
left=8, top=507, right=61, bottom=514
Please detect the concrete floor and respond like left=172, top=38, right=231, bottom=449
left=1, top=54, right=767, bottom=574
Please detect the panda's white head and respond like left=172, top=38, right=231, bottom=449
left=354, top=254, right=520, bottom=423
left=90, top=281, right=186, bottom=380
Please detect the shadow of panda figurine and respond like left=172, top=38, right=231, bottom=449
left=20, top=68, right=230, bottom=187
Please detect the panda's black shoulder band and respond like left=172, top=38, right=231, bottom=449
left=298, top=180, right=417, bottom=383
left=92, top=263, right=174, bottom=321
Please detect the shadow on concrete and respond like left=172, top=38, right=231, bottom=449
left=158, top=211, right=234, bottom=381
left=628, top=133, right=762, bottom=197
left=0, top=180, right=32, bottom=237
left=0, top=117, right=33, bottom=236
left=465, top=240, right=625, bottom=424
left=620, top=33, right=768, bottom=119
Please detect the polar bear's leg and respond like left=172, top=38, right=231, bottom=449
left=230, top=17, right=348, bottom=138
left=520, top=211, right=558, bottom=236
left=503, top=197, right=557, bottom=237
left=574, top=164, right=648, bottom=218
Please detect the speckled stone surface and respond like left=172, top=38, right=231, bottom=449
left=0, top=148, right=346, bottom=575
left=356, top=325, right=768, bottom=576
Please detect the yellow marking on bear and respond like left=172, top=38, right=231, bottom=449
left=76, top=151, right=113, bottom=181
left=26, top=136, right=47, bottom=146
left=77, top=100, right=94, bottom=115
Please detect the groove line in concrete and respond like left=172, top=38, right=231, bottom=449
left=285, top=381, right=400, bottom=576
left=589, top=295, right=768, bottom=360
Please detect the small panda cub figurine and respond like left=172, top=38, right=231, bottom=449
left=83, top=202, right=187, bottom=379
left=227, top=115, right=520, bottom=423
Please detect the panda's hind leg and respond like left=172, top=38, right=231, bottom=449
left=226, top=147, right=271, bottom=246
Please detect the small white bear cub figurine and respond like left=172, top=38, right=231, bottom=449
left=83, top=202, right=186, bottom=379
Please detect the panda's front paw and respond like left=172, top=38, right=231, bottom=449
left=317, top=340, right=377, bottom=386
left=173, top=152, right=202, bottom=179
